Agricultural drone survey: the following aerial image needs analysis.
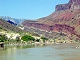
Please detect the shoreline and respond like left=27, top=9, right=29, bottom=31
left=4, top=41, right=80, bottom=47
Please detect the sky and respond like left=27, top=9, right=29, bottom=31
left=0, top=0, right=69, bottom=19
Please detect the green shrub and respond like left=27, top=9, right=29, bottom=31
left=41, top=37, right=48, bottom=42
left=0, top=34, right=8, bottom=42
left=21, top=35, right=35, bottom=42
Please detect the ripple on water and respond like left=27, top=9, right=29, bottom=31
left=0, top=43, right=80, bottom=60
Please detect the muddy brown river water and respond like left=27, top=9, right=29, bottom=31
left=0, top=43, right=80, bottom=60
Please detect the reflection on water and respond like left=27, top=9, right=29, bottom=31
left=0, top=43, right=80, bottom=60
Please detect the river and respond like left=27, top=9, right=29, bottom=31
left=0, top=43, right=80, bottom=60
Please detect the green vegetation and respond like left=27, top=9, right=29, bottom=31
left=15, top=36, right=21, bottom=42
left=0, top=34, right=8, bottom=42
left=21, top=35, right=35, bottom=42
left=36, top=39, right=40, bottom=42
left=41, top=37, right=48, bottom=42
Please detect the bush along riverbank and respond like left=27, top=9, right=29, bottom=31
left=0, top=33, right=80, bottom=47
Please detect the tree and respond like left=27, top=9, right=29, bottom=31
left=41, top=37, right=48, bottom=42
left=0, top=34, right=8, bottom=42
left=16, top=36, right=20, bottom=42
left=21, top=35, right=35, bottom=42
left=36, top=39, right=40, bottom=42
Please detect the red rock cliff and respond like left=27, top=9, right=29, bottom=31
left=22, top=0, right=80, bottom=40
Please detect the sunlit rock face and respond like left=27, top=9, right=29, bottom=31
left=22, top=0, right=80, bottom=40
left=69, top=0, right=80, bottom=3
left=56, top=0, right=80, bottom=11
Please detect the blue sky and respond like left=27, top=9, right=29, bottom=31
left=0, top=0, right=69, bottom=19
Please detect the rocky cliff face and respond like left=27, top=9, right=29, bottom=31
left=56, top=0, right=80, bottom=11
left=69, top=0, right=80, bottom=3
left=22, top=0, right=80, bottom=40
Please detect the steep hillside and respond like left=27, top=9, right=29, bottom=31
left=22, top=0, right=80, bottom=40
left=0, top=19, right=25, bottom=33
